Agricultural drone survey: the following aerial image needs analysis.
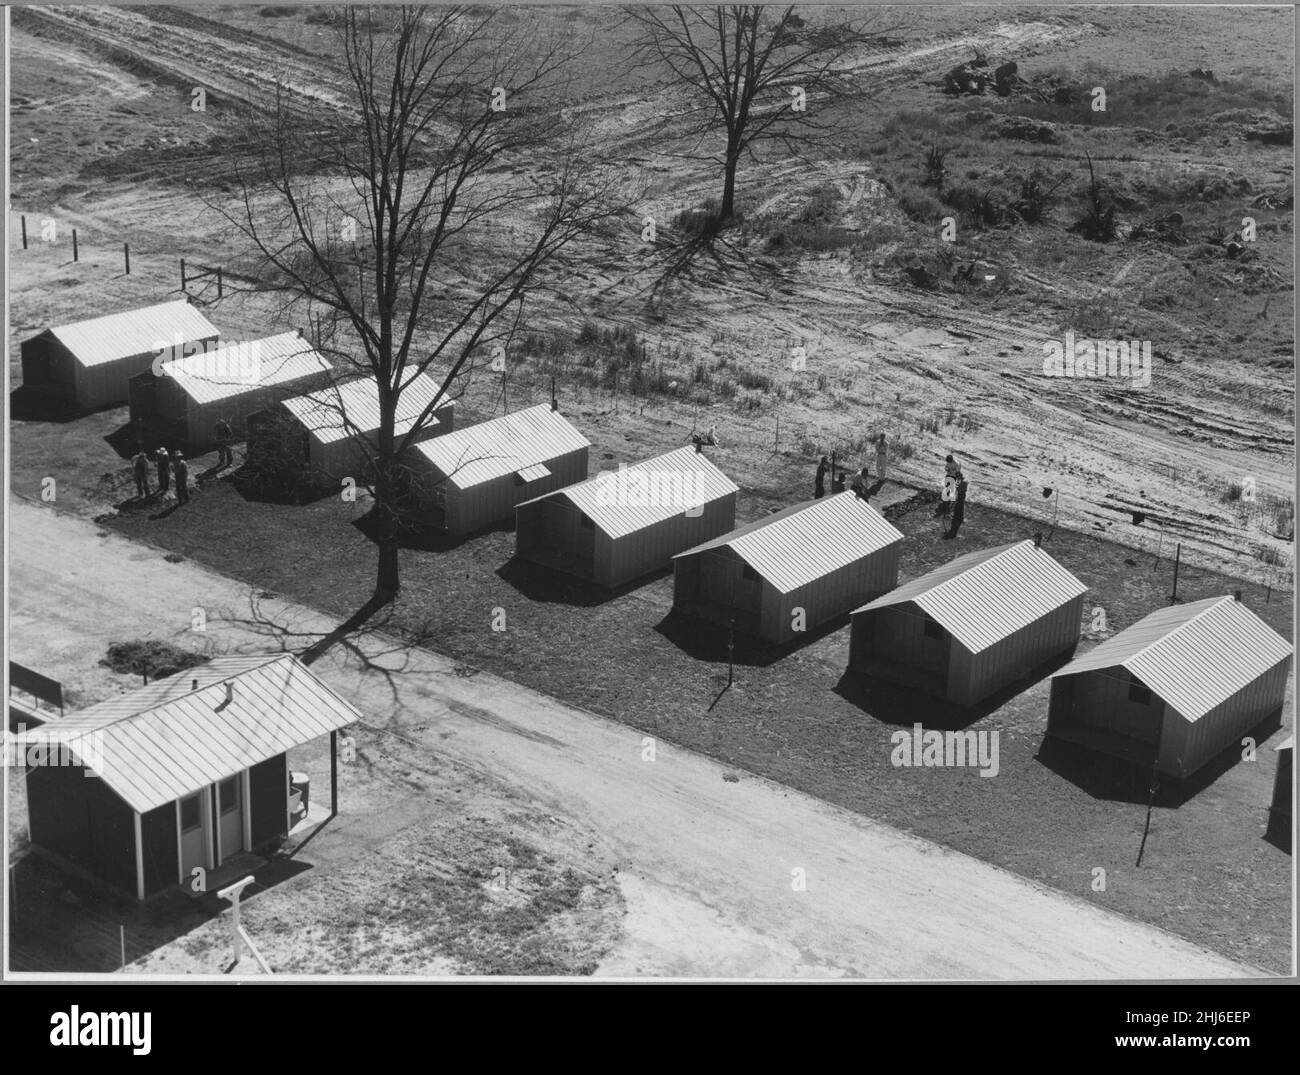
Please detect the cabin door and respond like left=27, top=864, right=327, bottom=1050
left=215, top=776, right=245, bottom=864
left=178, top=791, right=211, bottom=881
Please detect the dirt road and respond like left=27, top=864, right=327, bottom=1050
left=6, top=497, right=1263, bottom=979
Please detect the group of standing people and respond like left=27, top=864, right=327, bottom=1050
left=815, top=433, right=889, bottom=501
left=132, top=447, right=191, bottom=504
left=811, top=436, right=970, bottom=538
left=128, top=419, right=236, bottom=508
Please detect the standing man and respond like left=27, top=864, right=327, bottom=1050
left=156, top=447, right=171, bottom=496
left=132, top=450, right=151, bottom=499
left=814, top=456, right=830, bottom=499
left=173, top=451, right=190, bottom=505
left=214, top=418, right=235, bottom=468
left=937, top=453, right=961, bottom=516
left=875, top=433, right=889, bottom=484
left=945, top=476, right=969, bottom=539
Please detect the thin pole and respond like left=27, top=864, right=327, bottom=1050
left=123, top=242, right=131, bottom=275
left=72, top=229, right=78, bottom=262
left=21, top=215, right=27, bottom=249
left=330, top=730, right=338, bottom=816
left=120, top=925, right=126, bottom=971
left=1170, top=542, right=1181, bottom=604
left=727, top=618, right=735, bottom=687
left=217, top=267, right=223, bottom=299
left=181, top=258, right=186, bottom=291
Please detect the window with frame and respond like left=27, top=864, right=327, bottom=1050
left=219, top=777, right=239, bottom=815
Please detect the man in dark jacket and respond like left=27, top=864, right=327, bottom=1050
left=156, top=447, right=170, bottom=495
left=944, top=478, right=969, bottom=539
left=132, top=451, right=150, bottom=499
left=173, top=451, right=190, bottom=505
left=814, top=456, right=830, bottom=499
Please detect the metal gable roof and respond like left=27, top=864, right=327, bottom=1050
left=414, top=404, right=590, bottom=489
left=855, top=540, right=1088, bottom=653
left=24, top=654, right=361, bottom=814
left=674, top=492, right=903, bottom=594
left=280, top=372, right=450, bottom=445
left=1052, top=596, right=1293, bottom=722
left=529, top=446, right=738, bottom=539
left=42, top=300, right=219, bottom=368
left=158, top=332, right=332, bottom=405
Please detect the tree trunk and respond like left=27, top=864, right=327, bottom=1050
left=375, top=504, right=400, bottom=601
left=721, top=152, right=739, bottom=221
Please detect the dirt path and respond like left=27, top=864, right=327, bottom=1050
left=6, top=497, right=1264, bottom=979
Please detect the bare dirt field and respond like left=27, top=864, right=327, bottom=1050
left=6, top=5, right=1294, bottom=976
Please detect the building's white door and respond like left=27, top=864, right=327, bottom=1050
left=217, top=776, right=244, bottom=864
left=178, top=792, right=210, bottom=881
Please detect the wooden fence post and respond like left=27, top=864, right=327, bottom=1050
left=123, top=243, right=131, bottom=275
left=72, top=229, right=78, bottom=262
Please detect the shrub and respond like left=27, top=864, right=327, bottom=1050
left=101, top=640, right=210, bottom=680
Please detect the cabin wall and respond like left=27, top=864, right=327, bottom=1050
left=604, top=491, right=737, bottom=590
left=772, top=543, right=901, bottom=645
left=1159, top=657, right=1292, bottom=778
left=27, top=764, right=136, bottom=896
left=446, top=446, right=589, bottom=535
left=249, top=753, right=290, bottom=849
left=951, top=594, right=1084, bottom=706
left=140, top=802, right=179, bottom=897
left=672, top=545, right=764, bottom=636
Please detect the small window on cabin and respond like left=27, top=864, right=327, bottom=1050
left=579, top=512, right=594, bottom=530
left=741, top=563, right=759, bottom=582
left=923, top=617, right=945, bottom=640
left=180, top=794, right=201, bottom=832
left=1128, top=680, right=1152, bottom=706
left=219, top=777, right=239, bottom=815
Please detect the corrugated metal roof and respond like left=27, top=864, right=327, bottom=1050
left=1052, top=596, right=1293, bottom=722
left=855, top=540, right=1087, bottom=653
left=43, top=300, right=218, bottom=368
left=23, top=654, right=361, bottom=813
left=415, top=404, right=590, bottom=489
left=280, top=372, right=450, bottom=445
left=674, top=492, right=902, bottom=594
left=525, top=446, right=738, bottom=539
left=516, top=463, right=552, bottom=483
left=158, top=332, right=332, bottom=405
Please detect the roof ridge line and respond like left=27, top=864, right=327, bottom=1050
left=916, top=539, right=1027, bottom=603
left=77, top=653, right=291, bottom=727
left=1120, top=595, right=1233, bottom=672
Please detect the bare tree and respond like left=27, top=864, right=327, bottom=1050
left=626, top=5, right=891, bottom=225
left=214, top=5, right=618, bottom=602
